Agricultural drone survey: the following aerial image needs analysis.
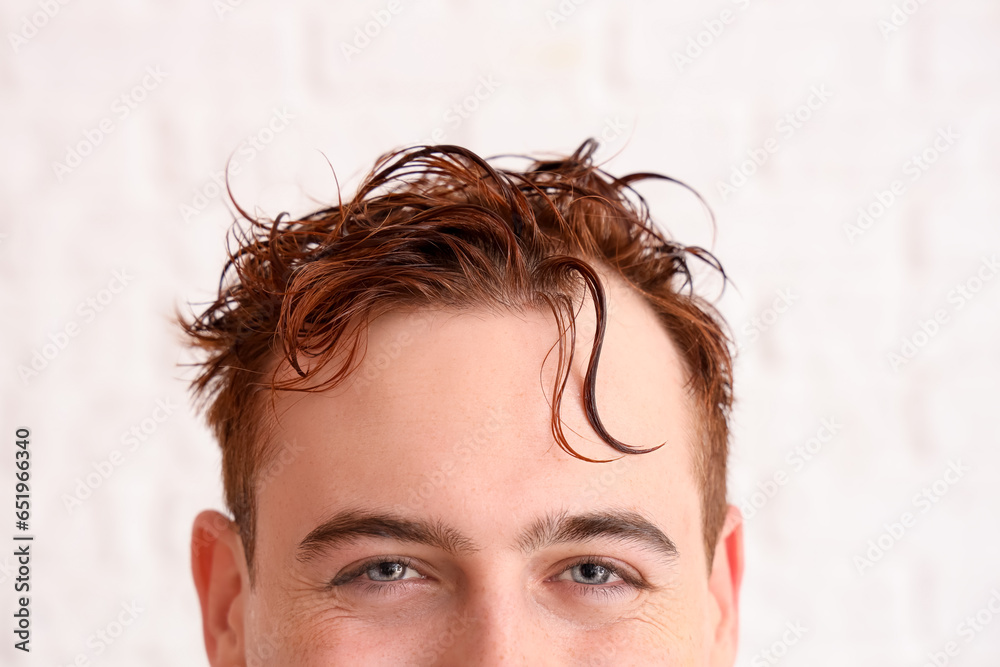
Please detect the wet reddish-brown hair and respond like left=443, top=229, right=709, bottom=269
left=178, top=139, right=733, bottom=577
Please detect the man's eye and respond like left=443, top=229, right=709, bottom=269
left=331, top=557, right=426, bottom=587
left=365, top=561, right=421, bottom=582
left=556, top=561, right=624, bottom=586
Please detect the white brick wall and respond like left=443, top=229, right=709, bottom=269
left=2, top=0, right=998, bottom=663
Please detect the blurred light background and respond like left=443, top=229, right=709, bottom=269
left=1, top=0, right=998, bottom=664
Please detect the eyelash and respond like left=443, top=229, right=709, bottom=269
left=557, top=556, right=650, bottom=599
left=329, top=555, right=425, bottom=593
left=330, top=555, right=649, bottom=599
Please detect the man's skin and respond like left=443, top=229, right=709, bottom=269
left=192, top=268, right=743, bottom=665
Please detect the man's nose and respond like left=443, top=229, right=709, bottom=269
left=434, top=588, right=555, bottom=666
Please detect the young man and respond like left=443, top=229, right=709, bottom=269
left=180, top=139, right=743, bottom=665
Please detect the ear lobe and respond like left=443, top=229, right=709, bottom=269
left=192, top=510, right=247, bottom=666
left=706, top=504, right=745, bottom=666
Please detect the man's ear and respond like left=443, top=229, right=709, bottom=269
left=707, top=504, right=745, bottom=667
left=192, top=510, right=248, bottom=667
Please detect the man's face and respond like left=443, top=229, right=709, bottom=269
left=194, top=275, right=742, bottom=665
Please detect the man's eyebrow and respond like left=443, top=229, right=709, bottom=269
left=296, top=510, right=479, bottom=563
left=516, top=509, right=679, bottom=562
left=296, top=509, right=677, bottom=564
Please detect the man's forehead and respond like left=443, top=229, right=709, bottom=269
left=252, top=284, right=705, bottom=560
left=260, top=279, right=698, bottom=479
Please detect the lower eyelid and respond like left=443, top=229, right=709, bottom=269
left=355, top=579, right=427, bottom=597
left=572, top=582, right=636, bottom=600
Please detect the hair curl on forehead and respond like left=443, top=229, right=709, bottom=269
left=177, top=138, right=733, bottom=581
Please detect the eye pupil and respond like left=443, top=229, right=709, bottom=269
left=369, top=561, right=405, bottom=581
left=574, top=563, right=610, bottom=584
